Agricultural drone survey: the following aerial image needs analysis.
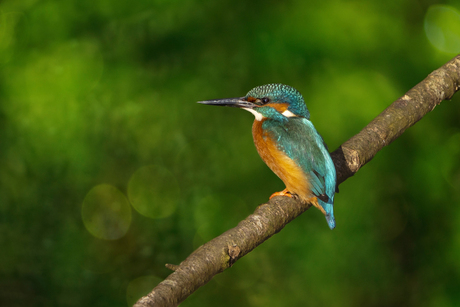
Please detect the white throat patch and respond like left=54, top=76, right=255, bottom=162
left=243, top=108, right=264, bottom=121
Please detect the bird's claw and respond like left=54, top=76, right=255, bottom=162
left=269, top=188, right=294, bottom=199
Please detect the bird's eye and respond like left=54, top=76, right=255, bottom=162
left=261, top=97, right=270, bottom=104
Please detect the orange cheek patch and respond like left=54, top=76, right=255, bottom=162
left=247, top=96, right=257, bottom=102
left=265, top=103, right=289, bottom=113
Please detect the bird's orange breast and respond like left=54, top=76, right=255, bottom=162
left=252, top=119, right=313, bottom=203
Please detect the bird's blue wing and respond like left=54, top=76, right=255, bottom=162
left=263, top=117, right=336, bottom=229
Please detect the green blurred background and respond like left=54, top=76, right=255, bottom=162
left=1, top=0, right=460, bottom=306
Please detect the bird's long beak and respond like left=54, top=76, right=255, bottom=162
left=197, top=97, right=257, bottom=109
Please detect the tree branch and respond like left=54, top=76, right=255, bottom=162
left=332, top=55, right=460, bottom=184
left=134, top=55, right=460, bottom=307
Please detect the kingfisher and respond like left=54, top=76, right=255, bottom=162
left=198, top=84, right=337, bottom=229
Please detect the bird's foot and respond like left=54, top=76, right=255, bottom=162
left=269, top=188, right=294, bottom=199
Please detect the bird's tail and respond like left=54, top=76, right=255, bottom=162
left=318, top=198, right=336, bottom=230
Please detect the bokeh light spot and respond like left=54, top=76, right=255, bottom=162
left=126, top=275, right=162, bottom=306
left=424, top=5, right=460, bottom=53
left=128, top=165, right=179, bottom=219
left=81, top=184, right=132, bottom=240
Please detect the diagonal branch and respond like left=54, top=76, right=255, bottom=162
left=332, top=55, right=460, bottom=184
left=134, top=55, right=460, bottom=307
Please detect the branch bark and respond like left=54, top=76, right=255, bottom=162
left=134, top=55, right=460, bottom=307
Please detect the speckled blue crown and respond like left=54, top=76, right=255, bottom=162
left=246, top=83, right=310, bottom=119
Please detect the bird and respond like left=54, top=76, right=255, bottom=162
left=197, top=84, right=337, bottom=229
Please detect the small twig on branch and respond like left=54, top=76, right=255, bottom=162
left=134, top=55, right=460, bottom=307
left=165, top=264, right=179, bottom=271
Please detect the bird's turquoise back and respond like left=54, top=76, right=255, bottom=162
left=262, top=116, right=336, bottom=229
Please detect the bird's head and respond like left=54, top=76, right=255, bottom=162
left=198, top=84, right=310, bottom=121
